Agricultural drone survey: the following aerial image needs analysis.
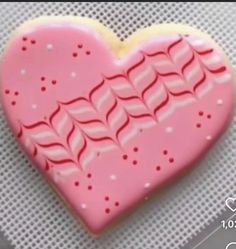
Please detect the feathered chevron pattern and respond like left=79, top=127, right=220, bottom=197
left=17, top=35, right=230, bottom=170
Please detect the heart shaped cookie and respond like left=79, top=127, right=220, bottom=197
left=0, top=17, right=235, bottom=234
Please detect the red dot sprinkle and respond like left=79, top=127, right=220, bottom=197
left=169, top=158, right=174, bottom=163
left=199, top=111, right=204, bottom=116
left=132, top=160, right=137, bottom=165
left=5, top=90, right=10, bottom=94
left=41, top=87, right=46, bottom=92
left=86, top=51, right=91, bottom=55
left=22, top=37, right=27, bottom=41
left=51, top=80, right=57, bottom=85
left=22, top=46, right=27, bottom=51
left=133, top=147, right=138, bottom=152
left=41, top=77, right=45, bottom=81
left=115, top=202, right=119, bottom=207
left=78, top=44, right=83, bottom=48
left=88, top=185, right=92, bottom=190
left=11, top=101, right=16, bottom=106
left=105, top=196, right=109, bottom=201
left=31, top=40, right=36, bottom=44
left=156, top=165, right=161, bottom=171
left=74, top=181, right=79, bottom=186
left=87, top=173, right=92, bottom=178
left=163, top=150, right=168, bottom=155
left=123, top=154, right=128, bottom=160
left=105, top=208, right=110, bottom=214
left=45, top=164, right=50, bottom=171
left=73, top=52, right=78, bottom=57
left=14, top=91, right=19, bottom=96
left=196, top=123, right=201, bottom=128
left=207, top=114, right=211, bottom=119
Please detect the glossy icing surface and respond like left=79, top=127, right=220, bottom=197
left=0, top=21, right=234, bottom=234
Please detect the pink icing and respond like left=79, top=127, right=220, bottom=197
left=0, top=21, right=234, bottom=234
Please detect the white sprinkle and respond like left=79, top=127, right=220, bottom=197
left=81, top=203, right=87, bottom=209
left=191, top=39, right=205, bottom=47
left=32, top=104, right=37, bottom=109
left=46, top=44, right=53, bottom=50
left=71, top=72, right=77, bottom=78
left=20, top=69, right=26, bottom=75
left=110, top=174, right=117, bottom=181
left=165, top=126, right=173, bottom=133
left=144, top=182, right=151, bottom=189
left=206, top=135, right=212, bottom=141
left=217, top=99, right=223, bottom=105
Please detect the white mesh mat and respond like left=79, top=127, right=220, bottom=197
left=0, top=2, right=236, bottom=249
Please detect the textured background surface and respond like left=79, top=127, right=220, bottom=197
left=0, top=2, right=236, bottom=249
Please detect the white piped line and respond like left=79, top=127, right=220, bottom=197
left=144, top=182, right=151, bottom=189
left=81, top=203, right=87, bottom=209
left=71, top=72, right=77, bottom=78
left=165, top=126, right=173, bottom=133
left=46, top=43, right=53, bottom=50
left=206, top=135, right=212, bottom=141
left=191, top=39, right=205, bottom=47
left=217, top=99, right=223, bottom=105
left=20, top=69, right=26, bottom=75
left=110, top=174, right=117, bottom=181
